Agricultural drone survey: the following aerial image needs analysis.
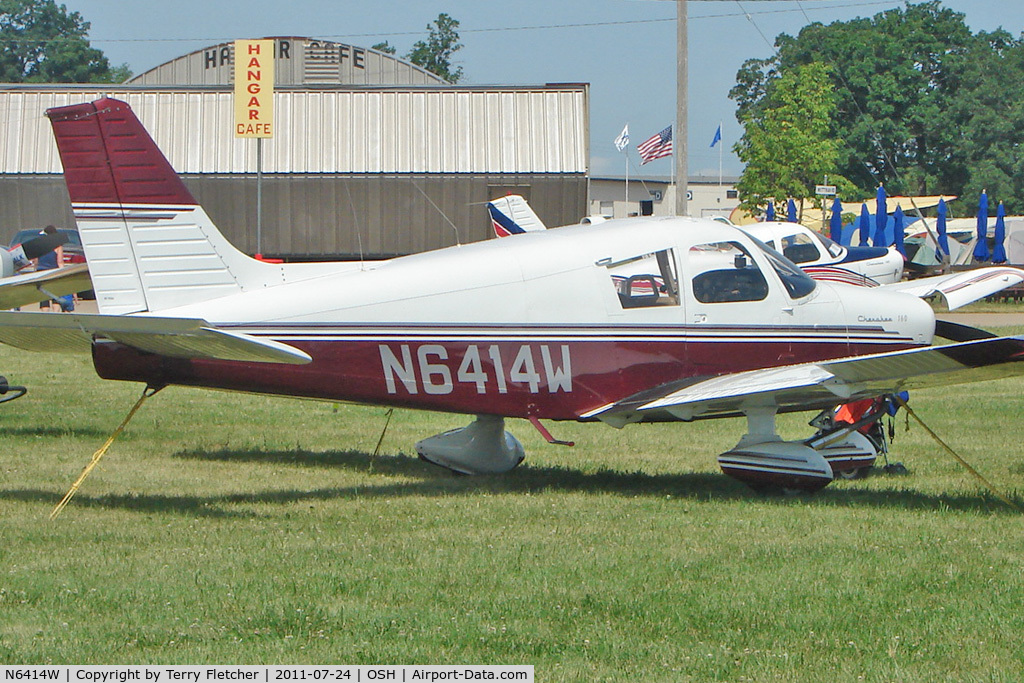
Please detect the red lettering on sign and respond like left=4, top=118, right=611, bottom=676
left=247, top=83, right=260, bottom=94
left=236, top=123, right=273, bottom=135
left=248, top=44, right=261, bottom=54
left=248, top=57, right=261, bottom=68
left=247, top=70, right=260, bottom=81
left=248, top=110, right=260, bottom=120
left=247, top=97, right=260, bottom=107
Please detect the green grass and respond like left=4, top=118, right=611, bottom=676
left=2, top=337, right=1024, bottom=680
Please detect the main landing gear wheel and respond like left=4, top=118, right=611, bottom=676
left=415, top=415, right=525, bottom=475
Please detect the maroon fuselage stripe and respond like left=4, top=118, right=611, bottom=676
left=91, top=333, right=916, bottom=420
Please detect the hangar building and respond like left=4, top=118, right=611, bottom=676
left=0, top=37, right=588, bottom=259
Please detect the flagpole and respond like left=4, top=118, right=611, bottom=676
left=718, top=120, right=723, bottom=188
left=624, top=150, right=629, bottom=216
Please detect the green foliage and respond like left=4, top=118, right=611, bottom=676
left=733, top=62, right=854, bottom=217
left=406, top=13, right=464, bottom=84
left=730, top=1, right=1024, bottom=214
left=371, top=41, right=397, bottom=55
left=0, top=0, right=130, bottom=83
left=947, top=30, right=1024, bottom=214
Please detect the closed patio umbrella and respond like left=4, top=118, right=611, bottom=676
left=974, top=190, right=990, bottom=262
left=993, top=201, right=1007, bottom=263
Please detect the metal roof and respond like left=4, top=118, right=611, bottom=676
left=127, top=37, right=446, bottom=87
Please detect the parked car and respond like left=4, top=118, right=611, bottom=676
left=8, top=227, right=86, bottom=266
left=8, top=228, right=93, bottom=299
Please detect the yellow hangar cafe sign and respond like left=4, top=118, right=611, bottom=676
left=234, top=39, right=274, bottom=137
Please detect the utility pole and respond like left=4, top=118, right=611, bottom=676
left=675, top=0, right=688, bottom=217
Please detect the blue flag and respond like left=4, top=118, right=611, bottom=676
left=710, top=125, right=722, bottom=148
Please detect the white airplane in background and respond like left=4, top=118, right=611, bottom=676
left=488, top=195, right=906, bottom=286
left=742, top=221, right=904, bottom=286
left=2, top=98, right=1024, bottom=494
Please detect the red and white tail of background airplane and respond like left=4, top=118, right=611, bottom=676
left=487, top=195, right=546, bottom=237
left=2, top=97, right=1024, bottom=493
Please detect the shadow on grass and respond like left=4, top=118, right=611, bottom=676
left=0, top=425, right=113, bottom=440
left=2, top=445, right=1021, bottom=518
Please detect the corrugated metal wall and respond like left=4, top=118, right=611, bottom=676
left=0, top=85, right=588, bottom=258
left=0, top=87, right=587, bottom=174
left=0, top=173, right=586, bottom=258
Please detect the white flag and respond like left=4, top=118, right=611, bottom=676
left=614, top=124, right=629, bottom=152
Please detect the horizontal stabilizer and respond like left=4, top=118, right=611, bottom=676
left=0, top=263, right=92, bottom=311
left=0, top=311, right=311, bottom=365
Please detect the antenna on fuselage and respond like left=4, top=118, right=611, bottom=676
left=343, top=182, right=366, bottom=270
left=411, top=179, right=461, bottom=247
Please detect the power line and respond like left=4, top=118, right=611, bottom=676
left=0, top=1, right=896, bottom=46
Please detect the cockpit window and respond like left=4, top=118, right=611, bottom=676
left=603, top=248, right=680, bottom=309
left=688, top=241, right=769, bottom=304
left=780, top=233, right=822, bottom=264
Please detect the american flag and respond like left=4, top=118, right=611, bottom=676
left=637, top=125, right=673, bottom=165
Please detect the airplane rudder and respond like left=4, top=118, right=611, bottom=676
left=47, top=97, right=197, bottom=207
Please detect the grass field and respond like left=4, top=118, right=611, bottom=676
left=2, top=329, right=1024, bottom=680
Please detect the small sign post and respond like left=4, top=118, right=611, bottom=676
left=234, top=39, right=275, bottom=256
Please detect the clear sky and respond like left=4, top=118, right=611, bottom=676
left=62, top=0, right=1024, bottom=179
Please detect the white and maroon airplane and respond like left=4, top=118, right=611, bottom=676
left=2, top=97, right=1024, bottom=493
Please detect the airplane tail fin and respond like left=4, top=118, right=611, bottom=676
left=487, top=194, right=547, bottom=237
left=46, top=97, right=279, bottom=315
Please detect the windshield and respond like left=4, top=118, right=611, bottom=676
left=815, top=232, right=845, bottom=258
left=741, top=232, right=818, bottom=299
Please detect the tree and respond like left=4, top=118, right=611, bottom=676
left=406, top=13, right=463, bottom=83
left=733, top=62, right=853, bottom=217
left=0, top=0, right=130, bottom=83
left=946, top=30, right=1024, bottom=214
left=371, top=41, right=397, bottom=55
left=730, top=2, right=976, bottom=199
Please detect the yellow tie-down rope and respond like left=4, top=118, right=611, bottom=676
left=891, top=394, right=1021, bottom=513
left=49, top=385, right=162, bottom=520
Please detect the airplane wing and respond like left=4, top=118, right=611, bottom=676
left=0, top=263, right=92, bottom=310
left=583, top=335, right=1024, bottom=426
left=0, top=311, right=311, bottom=365
left=878, top=266, right=1024, bottom=310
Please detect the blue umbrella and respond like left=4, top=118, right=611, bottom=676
left=787, top=198, right=797, bottom=223
left=893, top=206, right=906, bottom=257
left=765, top=201, right=776, bottom=222
left=937, top=198, right=950, bottom=259
left=974, top=190, right=990, bottom=262
left=830, top=196, right=843, bottom=243
left=859, top=203, right=871, bottom=246
left=993, top=201, right=1007, bottom=263
left=874, top=185, right=888, bottom=246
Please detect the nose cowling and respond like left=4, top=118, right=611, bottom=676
left=837, top=284, right=935, bottom=347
